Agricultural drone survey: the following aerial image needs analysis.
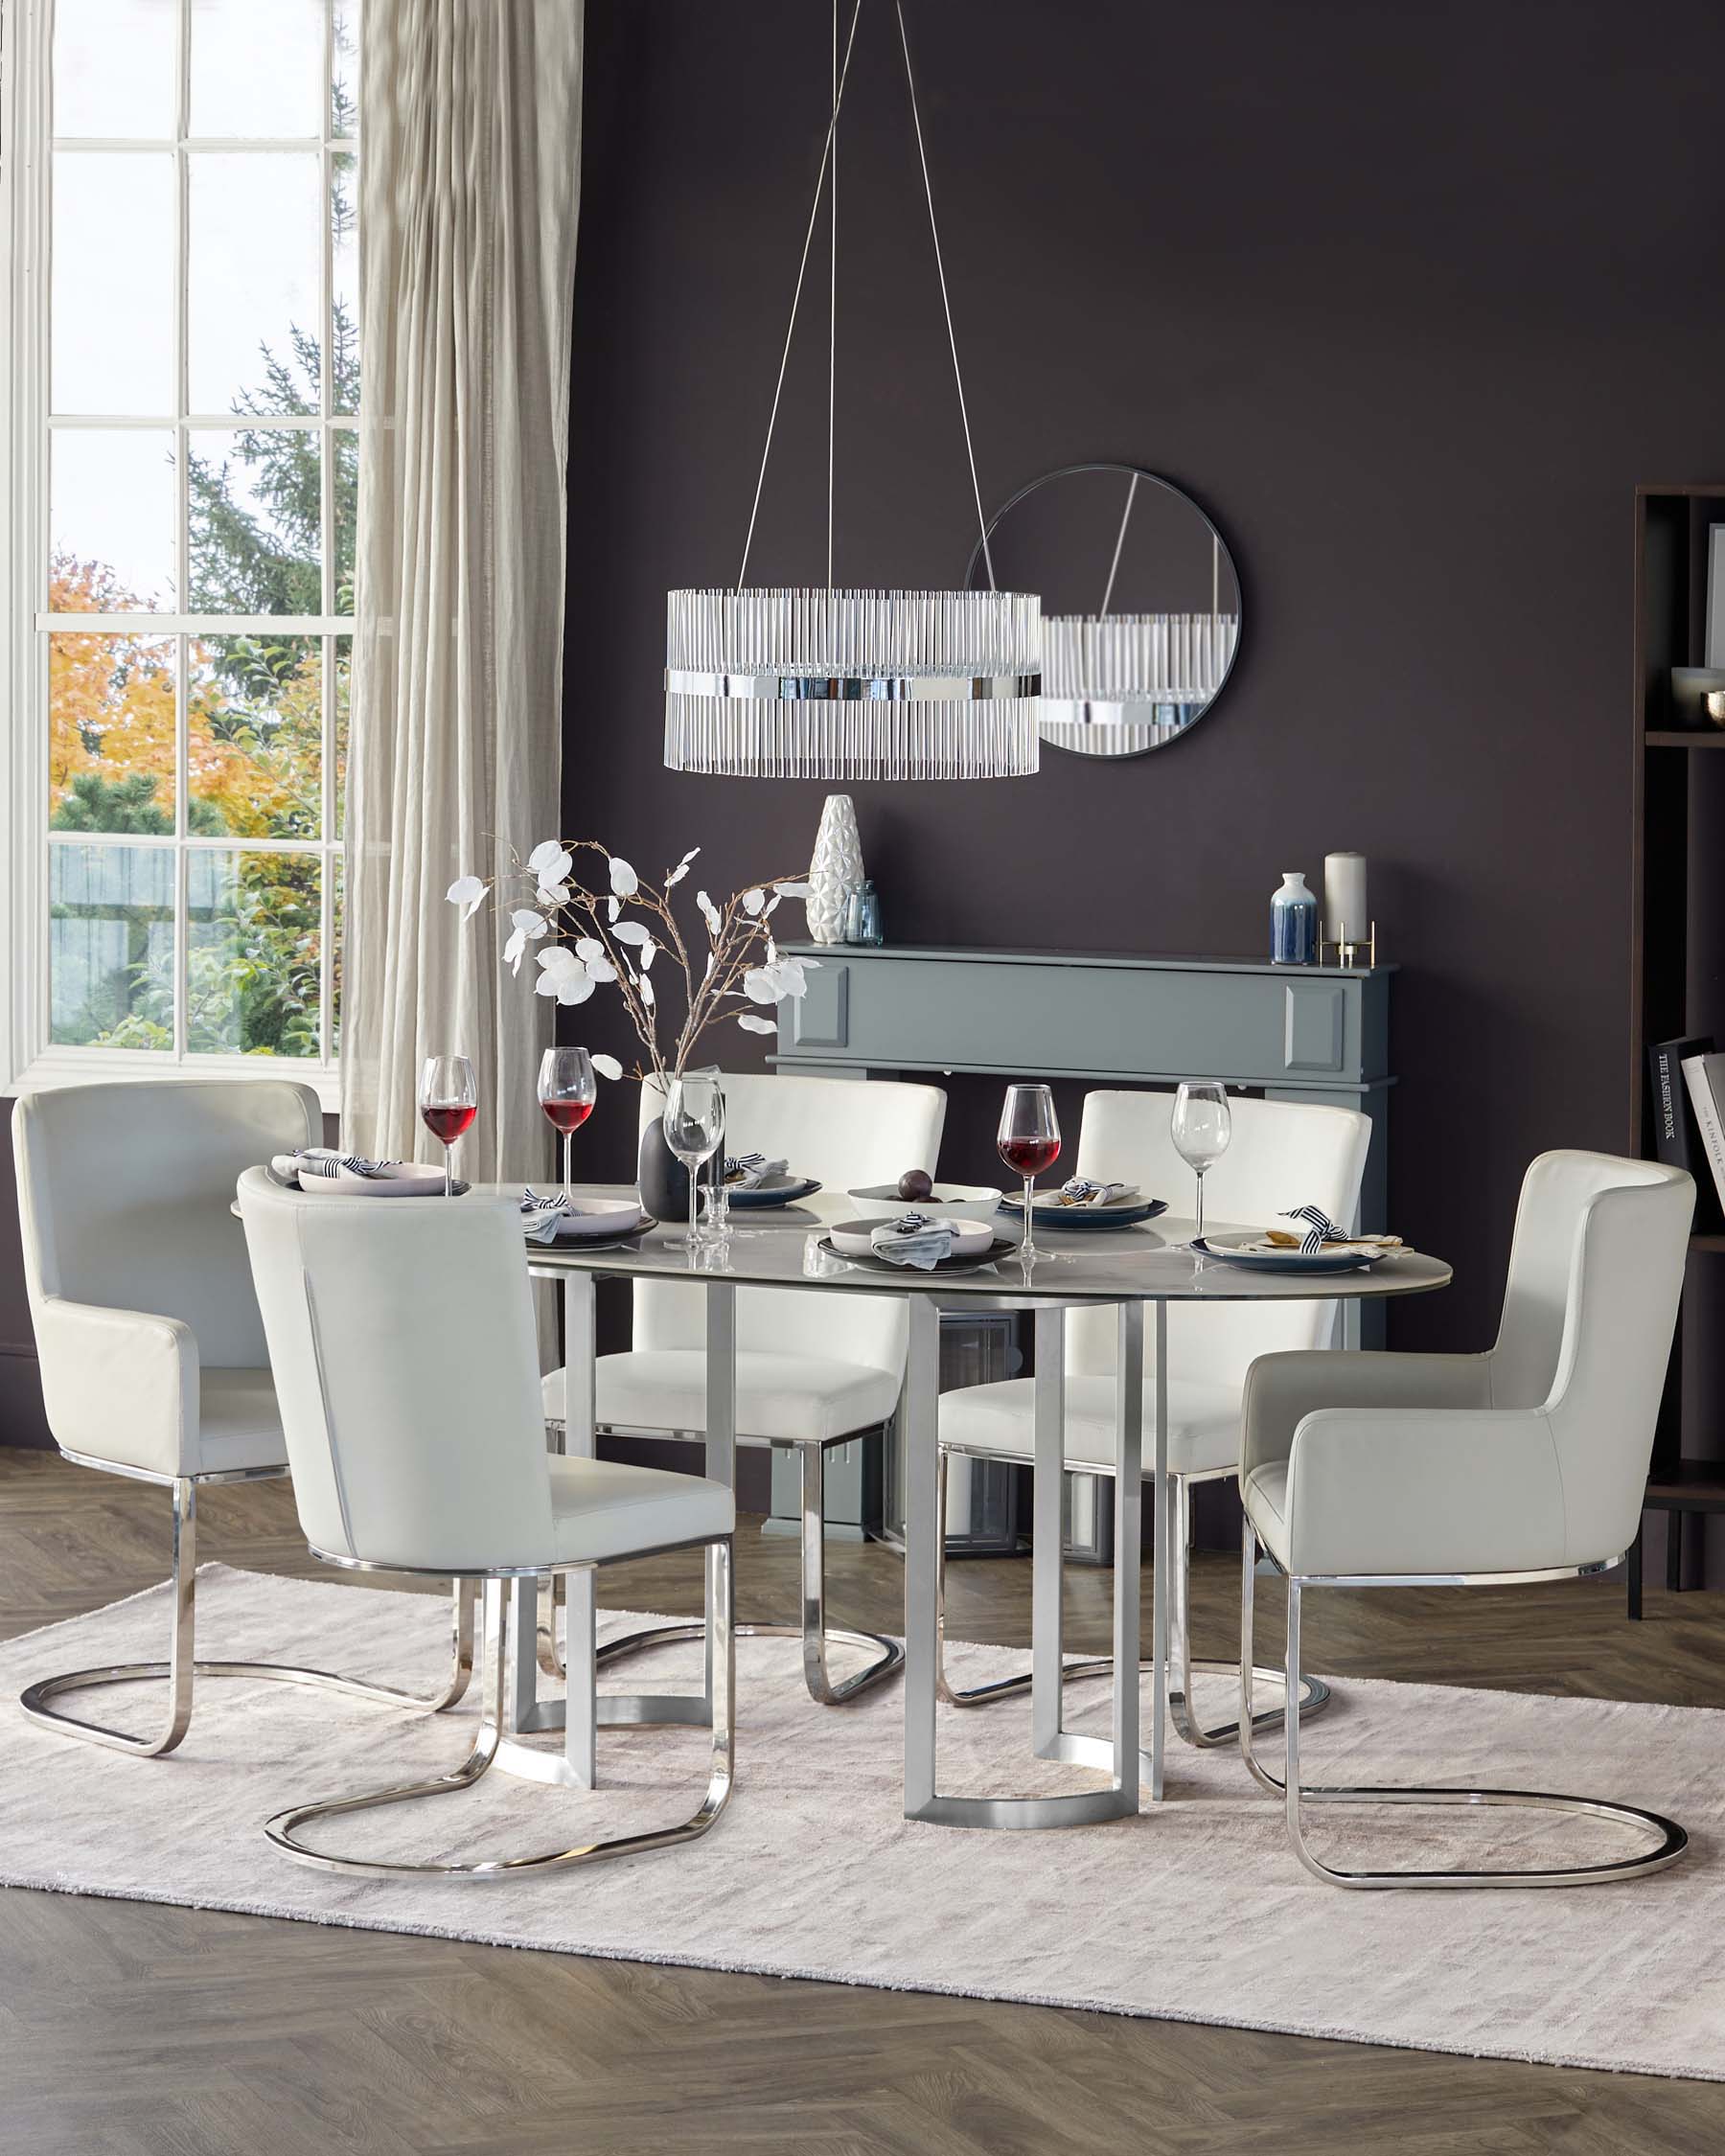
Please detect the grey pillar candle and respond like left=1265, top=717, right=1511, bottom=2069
left=1324, top=852, right=1368, bottom=948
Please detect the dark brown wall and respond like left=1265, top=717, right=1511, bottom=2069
left=561, top=0, right=1725, bottom=1368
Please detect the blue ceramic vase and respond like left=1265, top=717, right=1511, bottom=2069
left=1271, top=872, right=1318, bottom=965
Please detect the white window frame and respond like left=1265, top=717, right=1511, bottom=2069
left=0, top=0, right=356, bottom=1108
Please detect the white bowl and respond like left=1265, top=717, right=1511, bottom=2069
left=846, top=1182, right=1003, bottom=1224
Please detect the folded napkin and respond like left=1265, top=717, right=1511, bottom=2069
left=520, top=1187, right=570, bottom=1245
left=868, top=1211, right=954, bottom=1271
left=270, top=1147, right=396, bottom=1187
left=1055, top=1178, right=1138, bottom=1208
left=724, top=1152, right=789, bottom=1189
left=1271, top=1204, right=1403, bottom=1255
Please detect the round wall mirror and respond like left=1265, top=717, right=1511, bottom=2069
left=966, top=464, right=1242, bottom=759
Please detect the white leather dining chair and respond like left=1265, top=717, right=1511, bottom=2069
left=12, top=1079, right=472, bottom=1756
left=238, top=1167, right=735, bottom=1878
left=1238, top=1150, right=1693, bottom=1889
left=541, top=1070, right=945, bottom=1704
left=937, top=1089, right=1370, bottom=1748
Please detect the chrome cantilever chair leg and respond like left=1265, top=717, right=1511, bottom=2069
left=1238, top=1520, right=1688, bottom=1890
left=932, top=1456, right=1327, bottom=1747
left=539, top=1426, right=902, bottom=1708
left=20, top=1472, right=477, bottom=1757
left=265, top=1539, right=735, bottom=1879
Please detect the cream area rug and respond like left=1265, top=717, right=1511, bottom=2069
left=0, top=1565, right=1720, bottom=2080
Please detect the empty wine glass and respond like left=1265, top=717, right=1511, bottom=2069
left=538, top=1046, right=596, bottom=1204
left=419, top=1055, right=478, bottom=1198
left=663, top=1067, right=724, bottom=1252
left=998, top=1083, right=1061, bottom=1260
left=1171, top=1080, right=1231, bottom=1260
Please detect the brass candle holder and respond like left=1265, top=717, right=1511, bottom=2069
left=1319, top=919, right=1378, bottom=970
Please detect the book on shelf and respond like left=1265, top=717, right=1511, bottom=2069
left=1677, top=1047, right=1725, bottom=1226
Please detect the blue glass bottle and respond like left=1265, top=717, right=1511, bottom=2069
left=843, top=879, right=884, bottom=947
left=1271, top=872, right=1318, bottom=965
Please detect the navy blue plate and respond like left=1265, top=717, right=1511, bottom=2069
left=724, top=1175, right=821, bottom=1209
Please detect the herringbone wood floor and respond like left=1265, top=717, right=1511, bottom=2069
left=3, top=1443, right=1724, bottom=2156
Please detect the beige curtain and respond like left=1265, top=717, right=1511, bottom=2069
left=343, top=0, right=583, bottom=1184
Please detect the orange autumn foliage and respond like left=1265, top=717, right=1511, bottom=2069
left=50, top=549, right=328, bottom=837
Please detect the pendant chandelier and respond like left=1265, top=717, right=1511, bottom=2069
left=663, top=2, right=1040, bottom=782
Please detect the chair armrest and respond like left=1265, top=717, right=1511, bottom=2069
left=1277, top=1408, right=1564, bottom=1578
left=1241, top=1348, right=1493, bottom=1483
left=34, top=1296, right=197, bottom=1478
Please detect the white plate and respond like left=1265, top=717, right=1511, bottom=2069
left=826, top=1214, right=996, bottom=1259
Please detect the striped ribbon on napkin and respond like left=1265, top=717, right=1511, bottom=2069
left=1280, top=1204, right=1347, bottom=1254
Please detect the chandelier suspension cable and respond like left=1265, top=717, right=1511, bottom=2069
left=1097, top=470, right=1139, bottom=618
left=828, top=0, right=839, bottom=592
left=735, top=0, right=863, bottom=595
left=894, top=0, right=996, bottom=593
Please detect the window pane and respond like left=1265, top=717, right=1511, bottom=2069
left=188, top=850, right=320, bottom=1057
left=52, top=429, right=177, bottom=609
left=333, top=428, right=356, bottom=611
left=189, top=153, right=321, bottom=417
left=332, top=152, right=359, bottom=415
left=190, top=0, right=324, bottom=139
left=187, top=427, right=321, bottom=613
left=52, top=153, right=174, bottom=415
left=50, top=631, right=177, bottom=830
left=189, top=634, right=321, bottom=839
left=55, top=0, right=177, bottom=139
left=333, top=3, right=362, bottom=137
left=50, top=841, right=174, bottom=1050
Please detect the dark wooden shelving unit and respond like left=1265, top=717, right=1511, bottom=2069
left=1630, top=483, right=1725, bottom=1616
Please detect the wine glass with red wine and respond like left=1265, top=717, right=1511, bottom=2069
left=998, top=1083, right=1061, bottom=1259
left=419, top=1055, right=478, bottom=1197
left=538, top=1046, right=596, bottom=1204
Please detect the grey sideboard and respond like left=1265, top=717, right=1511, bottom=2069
left=767, top=942, right=1396, bottom=1543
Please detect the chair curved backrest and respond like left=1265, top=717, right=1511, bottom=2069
left=1489, top=1150, right=1692, bottom=1564
left=15, top=1078, right=320, bottom=1371
left=1066, top=1090, right=1371, bottom=1393
left=238, top=1169, right=553, bottom=1574
left=632, top=1073, right=946, bottom=1374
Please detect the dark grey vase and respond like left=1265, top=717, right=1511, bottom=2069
left=636, top=1117, right=718, bottom=1225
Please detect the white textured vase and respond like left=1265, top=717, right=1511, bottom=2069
left=806, top=793, right=863, bottom=946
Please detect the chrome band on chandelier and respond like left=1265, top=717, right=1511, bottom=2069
left=665, top=668, right=1041, bottom=703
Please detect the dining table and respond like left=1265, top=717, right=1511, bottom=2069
left=501, top=1183, right=1452, bottom=1832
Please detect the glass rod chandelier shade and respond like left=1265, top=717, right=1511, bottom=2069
left=664, top=1, right=1038, bottom=782
left=1038, top=611, right=1241, bottom=757
left=665, top=586, right=1041, bottom=779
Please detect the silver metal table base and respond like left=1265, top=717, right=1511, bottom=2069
left=907, top=1300, right=1161, bottom=1828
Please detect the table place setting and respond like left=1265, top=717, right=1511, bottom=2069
left=267, top=1148, right=459, bottom=1197
left=818, top=1211, right=1017, bottom=1275
left=721, top=1152, right=823, bottom=1208
left=1193, top=1203, right=1411, bottom=1275
left=998, top=1177, right=1169, bottom=1233
left=518, top=1187, right=655, bottom=1249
